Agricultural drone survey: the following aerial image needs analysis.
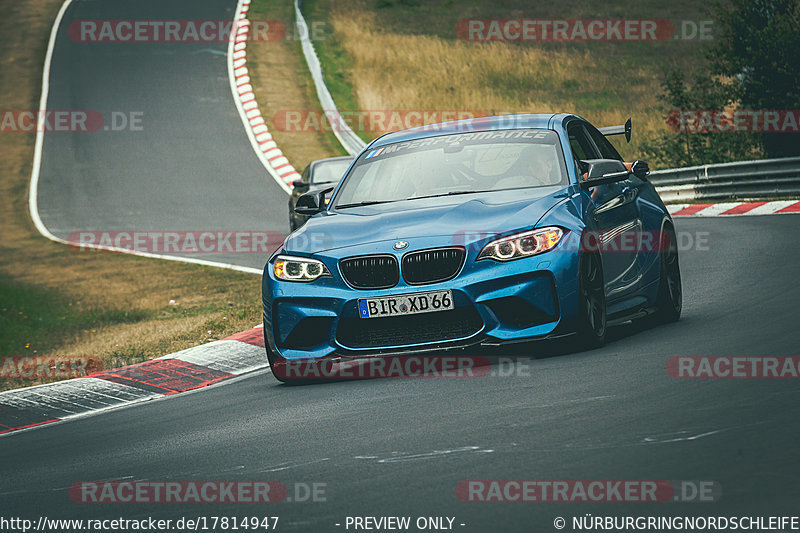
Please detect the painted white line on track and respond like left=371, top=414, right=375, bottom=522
left=26, top=0, right=262, bottom=275
left=28, top=0, right=73, bottom=245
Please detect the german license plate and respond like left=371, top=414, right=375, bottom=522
left=358, top=290, right=453, bottom=319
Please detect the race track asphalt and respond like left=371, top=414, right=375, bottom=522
left=12, top=0, right=800, bottom=530
left=35, top=0, right=287, bottom=270
left=4, top=215, right=800, bottom=531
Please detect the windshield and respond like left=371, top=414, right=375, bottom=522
left=333, top=129, right=567, bottom=208
left=310, top=159, right=352, bottom=185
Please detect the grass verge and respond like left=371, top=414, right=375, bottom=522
left=0, top=0, right=268, bottom=391
left=246, top=0, right=348, bottom=168
left=296, top=0, right=720, bottom=165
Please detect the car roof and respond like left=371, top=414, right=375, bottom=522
left=367, top=113, right=579, bottom=149
left=310, top=155, right=355, bottom=169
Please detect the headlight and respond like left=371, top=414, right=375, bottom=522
left=477, top=227, right=564, bottom=262
left=273, top=255, right=330, bottom=282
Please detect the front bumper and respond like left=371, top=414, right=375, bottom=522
left=262, top=242, right=580, bottom=361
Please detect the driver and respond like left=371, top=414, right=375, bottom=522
left=507, top=145, right=559, bottom=186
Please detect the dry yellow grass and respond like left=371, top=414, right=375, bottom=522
left=316, top=0, right=709, bottom=161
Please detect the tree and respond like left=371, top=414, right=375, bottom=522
left=708, top=0, right=800, bottom=156
left=646, top=0, right=799, bottom=165
left=642, top=71, right=765, bottom=167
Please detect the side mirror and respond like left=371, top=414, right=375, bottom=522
left=631, top=160, right=650, bottom=180
left=294, top=186, right=334, bottom=215
left=579, top=159, right=630, bottom=189
left=292, top=179, right=308, bottom=190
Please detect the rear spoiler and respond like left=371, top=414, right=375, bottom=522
left=598, top=117, right=632, bottom=143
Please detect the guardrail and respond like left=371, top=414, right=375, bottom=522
left=294, top=0, right=367, bottom=156
left=650, top=156, right=800, bottom=203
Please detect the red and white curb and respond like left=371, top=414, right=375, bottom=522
left=0, top=326, right=268, bottom=436
left=7, top=0, right=305, bottom=437
left=229, top=0, right=299, bottom=193
left=668, top=200, right=800, bottom=217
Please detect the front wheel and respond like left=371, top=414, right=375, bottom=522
left=573, top=252, right=607, bottom=350
left=650, top=226, right=682, bottom=324
left=263, top=327, right=304, bottom=384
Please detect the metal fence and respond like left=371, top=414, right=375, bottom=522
left=650, top=156, right=800, bottom=203
left=294, top=0, right=367, bottom=156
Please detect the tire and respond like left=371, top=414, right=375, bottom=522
left=573, top=252, right=607, bottom=350
left=650, top=225, right=682, bottom=324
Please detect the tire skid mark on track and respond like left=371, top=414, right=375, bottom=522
left=0, top=326, right=267, bottom=436
left=668, top=200, right=800, bottom=217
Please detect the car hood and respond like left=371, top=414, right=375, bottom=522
left=284, top=186, right=569, bottom=255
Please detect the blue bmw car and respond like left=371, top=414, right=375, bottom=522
left=262, top=113, right=681, bottom=382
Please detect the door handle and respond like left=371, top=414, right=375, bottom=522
left=622, top=186, right=638, bottom=202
